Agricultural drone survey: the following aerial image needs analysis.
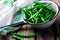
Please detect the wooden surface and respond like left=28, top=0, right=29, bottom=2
left=3, top=23, right=59, bottom=40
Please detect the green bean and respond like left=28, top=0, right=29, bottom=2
left=32, top=8, right=37, bottom=13
left=35, top=18, right=38, bottom=23
left=34, top=1, right=42, bottom=5
left=45, top=10, right=55, bottom=20
left=29, top=8, right=43, bottom=20
left=27, top=9, right=32, bottom=16
left=45, top=14, right=54, bottom=22
left=13, top=35, right=23, bottom=40
left=27, top=5, right=34, bottom=10
left=44, top=3, right=51, bottom=7
left=13, top=33, right=36, bottom=38
left=41, top=17, right=45, bottom=22
left=20, top=8, right=30, bottom=16
left=31, top=19, right=34, bottom=23
left=45, top=13, right=53, bottom=20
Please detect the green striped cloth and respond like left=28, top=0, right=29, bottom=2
left=0, top=0, right=16, bottom=6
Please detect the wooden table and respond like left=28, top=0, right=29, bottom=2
left=1, top=22, right=59, bottom=40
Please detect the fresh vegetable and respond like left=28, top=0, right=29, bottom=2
left=20, top=1, right=56, bottom=23
left=13, top=33, right=36, bottom=38
left=12, top=33, right=36, bottom=40
left=13, top=35, right=23, bottom=40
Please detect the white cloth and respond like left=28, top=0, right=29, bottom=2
left=0, top=0, right=34, bottom=27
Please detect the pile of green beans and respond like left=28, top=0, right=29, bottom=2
left=20, top=1, right=56, bottom=23
left=12, top=33, right=36, bottom=40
